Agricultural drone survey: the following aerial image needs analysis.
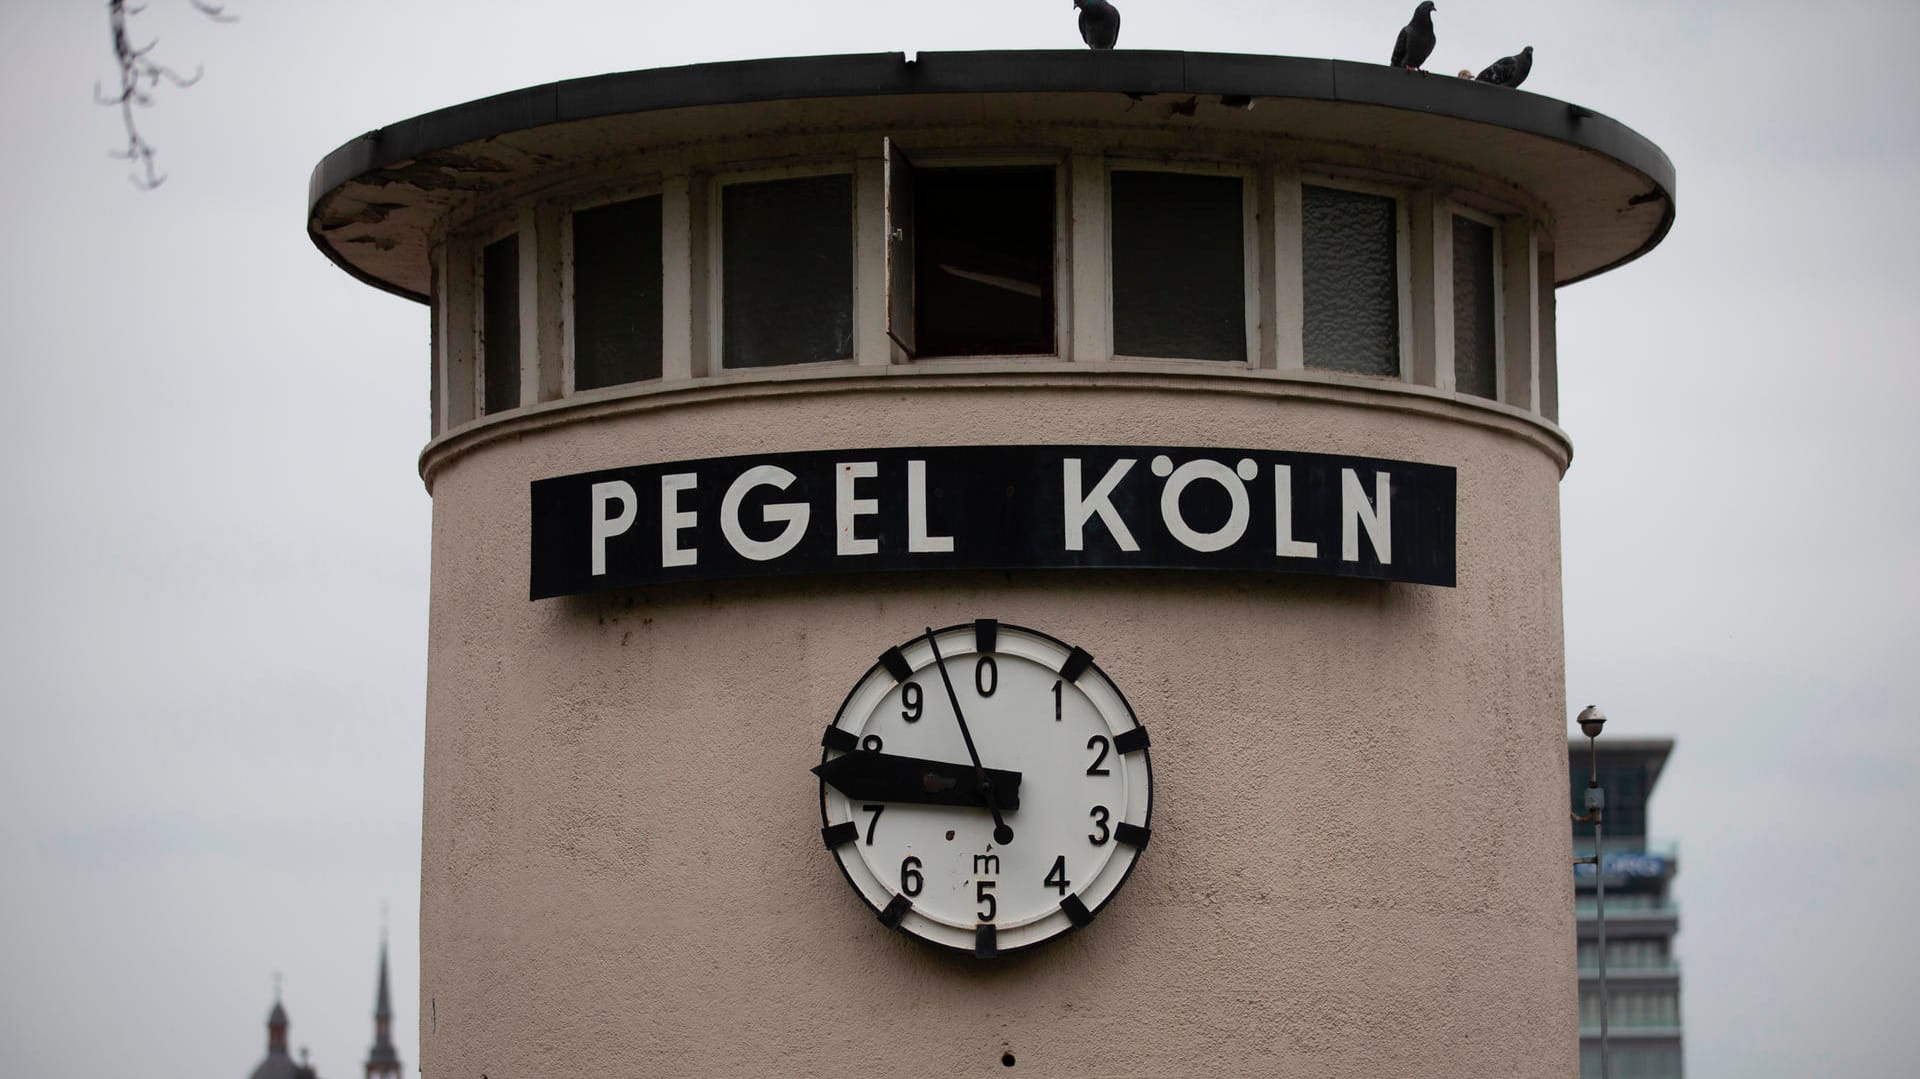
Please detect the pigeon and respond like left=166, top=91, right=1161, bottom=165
left=1476, top=46, right=1533, bottom=88
left=1076, top=0, right=1121, bottom=51
left=1390, top=2, right=1438, bottom=71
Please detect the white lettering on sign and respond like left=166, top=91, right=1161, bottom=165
left=661, top=473, right=699, bottom=568
left=537, top=446, right=1454, bottom=600
left=907, top=460, right=955, bottom=554
left=720, top=464, right=809, bottom=562
left=1274, top=465, right=1319, bottom=559
left=1341, top=469, right=1392, bottom=564
left=1152, top=455, right=1256, bottom=554
left=1063, top=458, right=1140, bottom=552
left=589, top=481, right=638, bottom=576
left=837, top=461, right=879, bottom=556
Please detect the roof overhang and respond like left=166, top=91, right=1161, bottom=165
left=309, top=50, right=1676, bottom=304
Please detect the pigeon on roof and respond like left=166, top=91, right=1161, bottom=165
left=1076, top=0, right=1121, bottom=51
left=1476, top=46, right=1533, bottom=88
left=1390, top=2, right=1438, bottom=71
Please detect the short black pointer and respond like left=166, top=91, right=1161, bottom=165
left=926, top=626, right=1016, bottom=845
left=813, top=751, right=1023, bottom=810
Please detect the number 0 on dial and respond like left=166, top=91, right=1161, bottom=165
left=816, top=621, right=1153, bottom=956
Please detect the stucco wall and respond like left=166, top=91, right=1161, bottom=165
left=417, top=373, right=1573, bottom=1077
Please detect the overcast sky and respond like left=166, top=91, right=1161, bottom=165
left=0, top=1, right=1914, bottom=1076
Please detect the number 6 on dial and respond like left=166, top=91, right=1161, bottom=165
left=815, top=620, right=1154, bottom=957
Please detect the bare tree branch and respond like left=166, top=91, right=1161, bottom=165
left=96, top=0, right=237, bottom=189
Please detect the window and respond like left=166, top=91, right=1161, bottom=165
left=886, top=157, right=1056, bottom=358
left=1452, top=213, right=1498, bottom=398
left=1581, top=1043, right=1682, bottom=1079
left=1302, top=184, right=1401, bottom=376
left=1571, top=763, right=1650, bottom=840
left=1110, top=170, right=1247, bottom=363
left=481, top=234, right=520, bottom=414
left=572, top=195, right=663, bottom=390
left=1579, top=939, right=1671, bottom=970
left=1579, top=989, right=1679, bottom=1029
left=722, top=173, right=854, bottom=369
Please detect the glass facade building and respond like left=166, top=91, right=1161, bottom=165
left=1572, top=738, right=1682, bottom=1078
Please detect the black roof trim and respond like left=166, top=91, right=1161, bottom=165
left=310, top=50, right=1676, bottom=302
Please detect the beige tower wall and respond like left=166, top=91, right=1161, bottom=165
left=417, top=372, right=1573, bottom=1077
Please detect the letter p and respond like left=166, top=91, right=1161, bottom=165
left=590, top=480, right=638, bottom=576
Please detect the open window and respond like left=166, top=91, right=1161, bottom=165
left=886, top=142, right=1056, bottom=359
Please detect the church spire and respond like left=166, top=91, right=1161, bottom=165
left=364, top=937, right=402, bottom=1079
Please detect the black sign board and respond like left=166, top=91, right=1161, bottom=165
left=529, top=445, right=1455, bottom=599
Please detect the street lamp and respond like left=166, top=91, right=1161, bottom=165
left=1571, top=705, right=1610, bottom=1079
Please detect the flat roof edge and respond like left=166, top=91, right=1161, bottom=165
left=308, top=50, right=1676, bottom=301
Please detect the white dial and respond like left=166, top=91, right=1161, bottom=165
left=817, top=621, right=1153, bottom=955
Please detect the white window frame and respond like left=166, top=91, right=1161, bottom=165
left=472, top=218, right=524, bottom=418
left=710, top=162, right=860, bottom=372
left=1103, top=158, right=1261, bottom=368
left=559, top=182, right=667, bottom=396
left=1447, top=201, right=1506, bottom=402
left=1298, top=171, right=1415, bottom=381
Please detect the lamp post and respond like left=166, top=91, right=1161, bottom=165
left=1571, top=705, right=1610, bottom=1079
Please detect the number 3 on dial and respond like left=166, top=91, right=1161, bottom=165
left=815, top=620, right=1154, bottom=957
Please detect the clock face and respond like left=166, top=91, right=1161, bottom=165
left=816, top=620, right=1152, bottom=956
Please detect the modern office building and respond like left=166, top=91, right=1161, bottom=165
left=310, top=51, right=1675, bottom=1075
left=1573, top=737, right=1682, bottom=1078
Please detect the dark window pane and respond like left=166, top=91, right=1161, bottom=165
left=914, top=167, right=1055, bottom=357
left=482, top=235, right=521, bottom=414
left=573, top=196, right=663, bottom=390
left=723, top=175, right=853, bottom=368
left=1302, top=185, right=1400, bottom=376
left=1453, top=215, right=1498, bottom=399
left=1111, top=171, right=1246, bottom=362
left=1570, top=762, right=1650, bottom=841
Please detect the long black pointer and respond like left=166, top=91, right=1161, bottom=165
left=813, top=751, right=1022, bottom=809
left=925, top=627, right=1015, bottom=845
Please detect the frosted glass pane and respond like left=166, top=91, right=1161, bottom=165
left=1452, top=215, right=1497, bottom=398
left=573, top=196, right=663, bottom=390
left=1111, top=171, right=1246, bottom=362
left=723, top=175, right=853, bottom=368
left=1302, top=185, right=1400, bottom=376
left=482, top=235, right=520, bottom=414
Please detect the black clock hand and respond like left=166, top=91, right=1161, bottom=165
left=926, top=626, right=1015, bottom=845
left=813, top=751, right=1022, bottom=809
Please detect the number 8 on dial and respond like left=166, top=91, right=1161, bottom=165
left=815, top=620, right=1153, bottom=956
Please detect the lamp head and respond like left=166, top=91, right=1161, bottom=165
left=1576, top=705, right=1607, bottom=740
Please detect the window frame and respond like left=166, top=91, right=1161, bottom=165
left=1103, top=158, right=1261, bottom=368
left=560, top=181, right=667, bottom=396
left=1298, top=171, right=1415, bottom=381
left=1448, top=200, right=1507, bottom=402
left=472, top=217, right=525, bottom=417
left=883, top=148, right=1070, bottom=362
left=709, top=162, right=861, bottom=373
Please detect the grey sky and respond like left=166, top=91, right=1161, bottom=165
left=0, top=1, right=1913, bottom=1076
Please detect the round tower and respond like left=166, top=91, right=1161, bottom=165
left=310, top=50, right=1673, bottom=1076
